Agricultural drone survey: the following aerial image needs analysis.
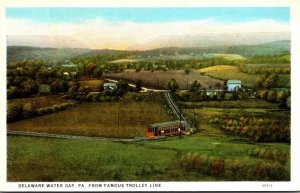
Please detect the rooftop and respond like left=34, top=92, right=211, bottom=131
left=104, top=83, right=117, bottom=86
left=148, top=120, right=187, bottom=128
left=227, top=80, right=241, bottom=84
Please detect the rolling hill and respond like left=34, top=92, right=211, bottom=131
left=7, top=40, right=290, bottom=63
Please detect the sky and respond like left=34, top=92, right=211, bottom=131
left=6, top=7, right=290, bottom=50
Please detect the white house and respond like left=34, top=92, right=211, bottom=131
left=227, top=80, right=242, bottom=92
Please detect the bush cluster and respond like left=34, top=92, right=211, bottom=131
left=7, top=102, right=74, bottom=122
left=240, top=64, right=290, bottom=75
left=36, top=103, right=74, bottom=116
left=74, top=93, right=120, bottom=102
left=179, top=153, right=289, bottom=181
left=175, top=91, right=226, bottom=102
left=249, top=148, right=288, bottom=164
left=257, top=90, right=290, bottom=107
left=210, top=116, right=290, bottom=143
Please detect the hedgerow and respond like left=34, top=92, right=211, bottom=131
left=7, top=102, right=75, bottom=122
left=179, top=153, right=289, bottom=181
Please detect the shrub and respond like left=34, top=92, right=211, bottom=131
left=211, top=159, right=225, bottom=177
left=7, top=86, right=23, bottom=99
left=266, top=90, right=276, bottom=102
left=36, top=107, right=51, bottom=116
left=92, top=94, right=100, bottom=102
left=22, top=103, right=35, bottom=118
left=257, top=90, right=268, bottom=99
left=255, top=162, right=287, bottom=181
left=7, top=104, right=23, bottom=122
left=249, top=148, right=288, bottom=164
left=179, top=153, right=289, bottom=181
left=86, top=93, right=94, bottom=101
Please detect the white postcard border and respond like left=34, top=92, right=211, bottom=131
left=1, top=0, right=299, bottom=191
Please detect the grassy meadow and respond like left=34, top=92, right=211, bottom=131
left=212, top=54, right=246, bottom=61
left=7, top=95, right=290, bottom=181
left=8, top=128, right=290, bottom=181
left=8, top=94, right=171, bottom=138
left=199, top=65, right=290, bottom=87
left=199, top=65, right=259, bottom=86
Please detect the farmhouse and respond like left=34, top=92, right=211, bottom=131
left=227, top=80, right=242, bottom=92
left=103, top=83, right=117, bottom=92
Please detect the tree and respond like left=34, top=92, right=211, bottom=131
left=60, top=80, right=69, bottom=94
left=22, top=79, right=38, bottom=96
left=190, top=80, right=201, bottom=92
left=86, top=63, right=97, bottom=79
left=184, top=68, right=191, bottom=75
left=267, top=90, right=277, bottom=102
left=167, top=78, right=179, bottom=92
left=215, top=82, right=221, bottom=90
left=50, top=80, right=61, bottom=93
left=135, top=79, right=143, bottom=92
left=263, top=74, right=279, bottom=89
left=7, top=104, right=23, bottom=122
left=286, top=96, right=291, bottom=109
left=93, top=68, right=103, bottom=79
left=7, top=86, right=22, bottom=99
left=116, top=80, right=129, bottom=96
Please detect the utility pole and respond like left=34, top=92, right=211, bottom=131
left=193, top=108, right=198, bottom=132
left=117, top=103, right=120, bottom=137
left=186, top=78, right=189, bottom=90
left=179, top=104, right=182, bottom=139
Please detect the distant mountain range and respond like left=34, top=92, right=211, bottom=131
left=7, top=35, right=90, bottom=49
left=7, top=40, right=290, bottom=63
left=7, top=46, right=90, bottom=62
left=127, top=32, right=291, bottom=50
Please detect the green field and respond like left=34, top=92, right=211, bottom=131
left=8, top=130, right=290, bottom=181
left=278, top=74, right=290, bottom=87
left=181, top=99, right=279, bottom=109
left=212, top=54, right=246, bottom=61
left=8, top=94, right=171, bottom=138
left=7, top=95, right=290, bottom=181
left=199, top=65, right=259, bottom=86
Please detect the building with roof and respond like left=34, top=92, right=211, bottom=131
left=103, top=82, right=117, bottom=92
left=226, top=80, right=242, bottom=92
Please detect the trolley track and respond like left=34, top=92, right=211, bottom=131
left=164, top=92, right=191, bottom=129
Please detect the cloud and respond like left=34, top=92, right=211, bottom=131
left=6, top=18, right=290, bottom=49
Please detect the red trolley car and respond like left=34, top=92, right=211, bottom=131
left=146, top=120, right=187, bottom=138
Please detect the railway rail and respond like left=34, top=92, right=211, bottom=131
left=164, top=92, right=191, bottom=130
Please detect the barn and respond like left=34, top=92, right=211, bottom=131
left=227, top=80, right=242, bottom=92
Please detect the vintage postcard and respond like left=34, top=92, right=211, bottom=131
left=1, top=0, right=300, bottom=191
